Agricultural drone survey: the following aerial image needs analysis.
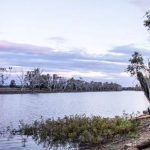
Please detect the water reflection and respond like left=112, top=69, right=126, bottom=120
left=0, top=91, right=148, bottom=149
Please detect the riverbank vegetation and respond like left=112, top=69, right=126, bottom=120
left=0, top=67, right=141, bottom=94
left=17, top=114, right=141, bottom=149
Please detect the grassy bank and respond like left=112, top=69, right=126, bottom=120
left=18, top=115, right=141, bottom=149
left=0, top=87, right=141, bottom=95
left=0, top=87, right=51, bottom=94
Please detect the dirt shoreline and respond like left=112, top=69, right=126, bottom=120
left=103, top=116, right=150, bottom=150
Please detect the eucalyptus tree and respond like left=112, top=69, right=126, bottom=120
left=126, top=52, right=150, bottom=100
left=25, top=68, right=43, bottom=90
left=10, top=80, right=16, bottom=87
left=20, top=68, right=122, bottom=92
left=0, top=67, right=12, bottom=86
left=57, top=76, right=67, bottom=91
left=24, top=69, right=60, bottom=91
left=126, top=11, right=150, bottom=100
left=17, top=69, right=26, bottom=91
left=41, top=74, right=53, bottom=90
left=144, top=11, right=150, bottom=30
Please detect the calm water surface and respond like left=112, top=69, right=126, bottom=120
left=0, top=91, right=148, bottom=149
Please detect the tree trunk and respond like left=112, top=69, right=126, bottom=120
left=137, top=72, right=150, bottom=101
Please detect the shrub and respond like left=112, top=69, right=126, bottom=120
left=18, top=115, right=140, bottom=149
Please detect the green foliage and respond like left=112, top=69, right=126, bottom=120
left=144, top=11, right=150, bottom=30
left=9, top=80, right=16, bottom=88
left=126, top=51, right=145, bottom=76
left=19, top=115, right=140, bottom=148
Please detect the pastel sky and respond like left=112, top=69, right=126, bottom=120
left=1, top=0, right=150, bottom=86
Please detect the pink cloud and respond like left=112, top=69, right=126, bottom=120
left=0, top=40, right=54, bottom=54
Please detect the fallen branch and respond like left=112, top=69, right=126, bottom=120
left=136, top=115, right=150, bottom=120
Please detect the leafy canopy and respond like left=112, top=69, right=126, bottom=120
left=126, top=51, right=145, bottom=76
left=144, top=11, right=150, bottom=30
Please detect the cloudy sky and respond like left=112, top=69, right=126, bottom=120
left=1, top=0, right=150, bottom=86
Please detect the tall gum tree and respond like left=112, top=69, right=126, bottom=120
left=127, top=52, right=150, bottom=100
left=127, top=11, right=150, bottom=101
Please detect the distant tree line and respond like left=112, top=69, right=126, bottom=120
left=122, top=85, right=141, bottom=91
left=0, top=67, right=124, bottom=92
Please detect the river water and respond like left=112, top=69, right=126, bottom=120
left=0, top=91, right=148, bottom=149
